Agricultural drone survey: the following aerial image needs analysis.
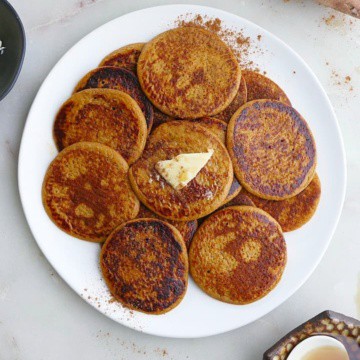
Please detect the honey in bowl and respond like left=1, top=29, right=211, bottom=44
left=302, top=346, right=349, bottom=360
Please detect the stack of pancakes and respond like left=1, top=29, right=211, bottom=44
left=42, top=26, right=320, bottom=314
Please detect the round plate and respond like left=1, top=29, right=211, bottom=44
left=18, top=5, right=346, bottom=338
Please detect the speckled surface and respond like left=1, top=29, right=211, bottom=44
left=264, top=311, right=360, bottom=359
left=0, top=0, right=359, bottom=359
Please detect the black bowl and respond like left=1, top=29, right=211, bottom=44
left=0, top=0, right=25, bottom=101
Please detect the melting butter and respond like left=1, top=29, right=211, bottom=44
left=155, top=150, right=214, bottom=190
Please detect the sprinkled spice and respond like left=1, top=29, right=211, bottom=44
left=324, top=14, right=336, bottom=25
left=173, top=13, right=263, bottom=70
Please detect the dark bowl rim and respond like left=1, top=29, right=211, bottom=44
left=0, top=0, right=26, bottom=101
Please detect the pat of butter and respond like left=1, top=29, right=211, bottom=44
left=155, top=150, right=214, bottom=190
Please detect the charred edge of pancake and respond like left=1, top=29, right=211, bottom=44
left=232, top=100, right=316, bottom=199
left=184, top=220, right=198, bottom=249
left=101, top=219, right=187, bottom=313
left=54, top=100, right=74, bottom=151
left=100, top=44, right=144, bottom=73
left=224, top=192, right=256, bottom=208
left=151, top=108, right=175, bottom=132
left=225, top=177, right=242, bottom=202
left=76, top=67, right=154, bottom=131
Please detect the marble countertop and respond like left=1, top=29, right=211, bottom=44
left=0, top=0, right=359, bottom=359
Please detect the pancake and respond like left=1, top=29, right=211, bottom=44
left=216, top=76, right=247, bottom=123
left=129, top=121, right=233, bottom=221
left=200, top=183, right=252, bottom=226
left=74, top=66, right=153, bottom=132
left=243, top=70, right=291, bottom=105
left=227, top=100, right=317, bottom=200
left=137, top=27, right=241, bottom=119
left=224, top=176, right=242, bottom=204
left=137, top=204, right=198, bottom=249
left=100, top=219, right=188, bottom=314
left=190, top=117, right=241, bottom=203
left=224, top=192, right=256, bottom=207
left=241, top=173, right=321, bottom=232
left=42, top=142, right=139, bottom=242
left=53, top=89, right=147, bottom=164
left=189, top=206, right=287, bottom=304
left=151, top=107, right=175, bottom=132
left=99, top=43, right=144, bottom=73
left=189, top=117, right=227, bottom=144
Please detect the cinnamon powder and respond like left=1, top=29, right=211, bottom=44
left=173, top=13, right=262, bottom=70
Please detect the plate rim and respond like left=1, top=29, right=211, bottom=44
left=18, top=4, right=347, bottom=338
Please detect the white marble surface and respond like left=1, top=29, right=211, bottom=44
left=0, top=0, right=359, bottom=359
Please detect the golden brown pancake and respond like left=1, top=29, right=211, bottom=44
left=151, top=107, right=175, bottom=132
left=189, top=117, right=227, bottom=144
left=53, top=89, right=147, bottom=165
left=74, top=66, right=153, bottom=132
left=243, top=70, right=291, bottom=105
left=202, top=188, right=254, bottom=226
left=100, top=219, right=188, bottom=314
left=189, top=206, right=286, bottom=304
left=99, top=43, right=144, bottom=74
left=227, top=100, right=317, bottom=200
left=137, top=204, right=198, bottom=249
left=137, top=27, right=241, bottom=119
left=42, top=142, right=139, bottom=242
left=224, top=192, right=256, bottom=208
left=190, top=117, right=241, bottom=203
left=129, top=121, right=233, bottom=221
left=241, top=173, right=321, bottom=232
left=216, top=76, right=247, bottom=123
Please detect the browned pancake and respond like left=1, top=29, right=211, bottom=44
left=241, top=173, right=321, bottom=232
left=190, top=117, right=241, bottom=203
left=243, top=70, right=291, bottom=105
left=137, top=27, right=241, bottom=119
left=74, top=66, right=153, bottom=132
left=137, top=204, right=198, bottom=249
left=151, top=107, right=175, bottom=132
left=227, top=100, right=317, bottom=200
left=42, top=142, right=139, bottom=242
left=224, top=192, right=256, bottom=207
left=53, top=89, right=147, bottom=164
left=189, top=206, right=286, bottom=304
left=129, top=121, right=233, bottom=221
left=216, top=76, right=247, bottom=123
left=224, top=176, right=242, bottom=204
left=203, top=187, right=255, bottom=226
left=189, top=117, right=227, bottom=144
left=99, top=43, right=144, bottom=73
left=100, top=219, right=188, bottom=314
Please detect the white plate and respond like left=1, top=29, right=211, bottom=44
left=18, top=5, right=346, bottom=338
